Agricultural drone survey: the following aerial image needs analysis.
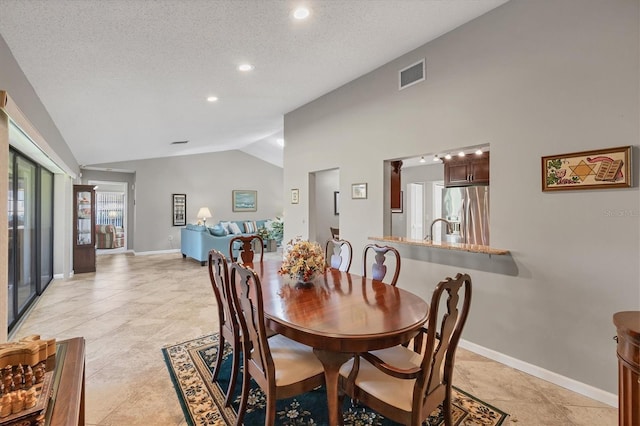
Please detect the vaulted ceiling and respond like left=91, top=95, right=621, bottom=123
left=0, top=0, right=508, bottom=168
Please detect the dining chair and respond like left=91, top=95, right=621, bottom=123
left=229, top=262, right=326, bottom=426
left=330, top=226, right=340, bottom=239
left=325, top=238, right=353, bottom=272
left=229, top=234, right=264, bottom=264
left=362, top=244, right=401, bottom=286
left=207, top=249, right=241, bottom=406
left=338, top=273, right=472, bottom=426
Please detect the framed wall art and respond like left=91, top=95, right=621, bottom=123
left=542, top=146, right=631, bottom=191
left=351, top=183, right=368, bottom=199
left=172, top=193, right=186, bottom=226
left=232, top=190, right=257, bottom=212
left=291, top=188, right=299, bottom=204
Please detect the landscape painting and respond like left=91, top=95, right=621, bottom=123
left=232, top=190, right=257, bottom=212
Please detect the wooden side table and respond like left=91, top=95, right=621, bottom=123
left=613, top=311, right=640, bottom=426
left=47, top=337, right=85, bottom=425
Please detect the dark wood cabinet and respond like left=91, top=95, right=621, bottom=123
left=613, top=311, right=640, bottom=426
left=444, top=152, right=490, bottom=187
left=73, top=185, right=96, bottom=273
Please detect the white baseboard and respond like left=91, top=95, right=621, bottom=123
left=134, top=249, right=181, bottom=256
left=53, top=273, right=64, bottom=279
left=459, top=339, right=618, bottom=408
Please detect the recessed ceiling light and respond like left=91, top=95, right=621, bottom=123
left=433, top=155, right=440, bottom=162
left=293, top=7, right=310, bottom=20
left=207, top=96, right=218, bottom=102
left=238, top=63, right=254, bottom=72
left=458, top=151, right=465, bottom=157
left=475, top=149, right=483, bottom=155
left=444, top=153, right=452, bottom=160
left=419, top=156, right=426, bottom=163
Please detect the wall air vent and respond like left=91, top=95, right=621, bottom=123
left=170, top=140, right=189, bottom=145
left=399, top=59, right=425, bottom=90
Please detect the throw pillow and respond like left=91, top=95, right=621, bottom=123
left=243, top=221, right=257, bottom=233
left=220, top=221, right=232, bottom=233
left=229, top=222, right=243, bottom=234
left=210, top=225, right=226, bottom=237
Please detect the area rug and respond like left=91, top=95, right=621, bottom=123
left=162, top=334, right=509, bottom=426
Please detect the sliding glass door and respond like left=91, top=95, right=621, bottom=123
left=7, top=145, right=54, bottom=331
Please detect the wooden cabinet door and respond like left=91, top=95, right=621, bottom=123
left=444, top=159, right=471, bottom=187
left=470, top=154, right=490, bottom=185
left=445, top=153, right=490, bottom=187
left=73, top=185, right=96, bottom=273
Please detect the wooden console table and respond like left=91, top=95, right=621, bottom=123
left=47, top=337, right=85, bottom=425
left=613, top=311, right=640, bottom=426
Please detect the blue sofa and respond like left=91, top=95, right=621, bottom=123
left=180, top=220, right=269, bottom=265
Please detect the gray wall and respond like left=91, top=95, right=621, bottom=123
left=0, top=35, right=79, bottom=174
left=283, top=0, right=639, bottom=396
left=91, top=150, right=283, bottom=252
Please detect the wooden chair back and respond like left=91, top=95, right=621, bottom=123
left=342, top=273, right=472, bottom=425
left=330, top=227, right=340, bottom=239
left=325, top=238, right=353, bottom=272
left=229, top=262, right=325, bottom=425
left=229, top=234, right=264, bottom=264
left=415, top=273, right=472, bottom=414
left=207, top=249, right=241, bottom=405
left=362, top=244, right=401, bottom=286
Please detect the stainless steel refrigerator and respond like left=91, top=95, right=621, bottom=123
left=441, top=186, right=490, bottom=246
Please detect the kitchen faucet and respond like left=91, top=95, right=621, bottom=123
left=425, top=218, right=453, bottom=242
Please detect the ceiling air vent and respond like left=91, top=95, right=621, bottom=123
left=170, top=140, right=189, bottom=145
left=399, top=59, right=425, bottom=90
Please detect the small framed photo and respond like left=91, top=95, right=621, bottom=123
left=334, top=191, right=339, bottom=215
left=291, top=188, right=300, bottom=204
left=232, top=190, right=257, bottom=212
left=172, top=193, right=186, bottom=226
left=542, top=146, right=632, bottom=191
left=351, top=183, right=367, bottom=199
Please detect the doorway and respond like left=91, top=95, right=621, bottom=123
left=310, top=169, right=339, bottom=246
left=89, top=180, right=127, bottom=252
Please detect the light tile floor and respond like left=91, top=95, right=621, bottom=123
left=10, top=252, right=617, bottom=425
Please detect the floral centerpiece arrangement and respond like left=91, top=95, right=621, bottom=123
left=279, top=237, right=326, bottom=286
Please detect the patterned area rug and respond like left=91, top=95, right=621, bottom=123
left=162, top=334, right=509, bottom=426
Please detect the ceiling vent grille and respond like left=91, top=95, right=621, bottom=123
left=399, top=59, right=425, bottom=90
left=170, top=140, right=189, bottom=145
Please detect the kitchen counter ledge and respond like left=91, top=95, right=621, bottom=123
left=369, top=236, right=509, bottom=255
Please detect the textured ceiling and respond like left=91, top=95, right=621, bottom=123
left=0, top=0, right=508, bottom=168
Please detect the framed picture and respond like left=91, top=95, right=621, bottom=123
left=172, top=193, right=186, bottom=226
left=232, top=190, right=257, bottom=212
left=542, top=146, right=632, bottom=192
left=334, top=191, right=340, bottom=215
left=291, top=188, right=299, bottom=204
left=351, top=183, right=367, bottom=199
left=392, top=190, right=403, bottom=213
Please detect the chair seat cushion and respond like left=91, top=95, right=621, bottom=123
left=339, top=345, right=421, bottom=412
left=268, top=334, right=324, bottom=387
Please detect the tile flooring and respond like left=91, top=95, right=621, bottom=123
left=10, top=252, right=617, bottom=425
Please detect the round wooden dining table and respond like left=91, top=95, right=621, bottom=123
left=248, top=260, right=429, bottom=426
